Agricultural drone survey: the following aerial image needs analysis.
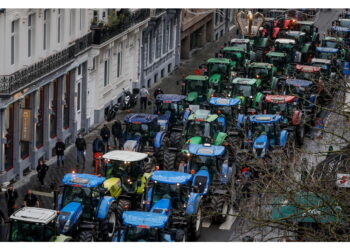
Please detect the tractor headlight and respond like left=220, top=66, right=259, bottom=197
left=63, top=220, right=71, bottom=233
left=249, top=96, right=253, bottom=99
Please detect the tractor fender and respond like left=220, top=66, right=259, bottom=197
left=254, top=92, right=264, bottom=110
left=271, top=77, right=278, bottom=91
left=217, top=116, right=226, bottom=131
left=220, top=163, right=232, bottom=184
left=57, top=193, right=63, bottom=210
left=144, top=187, right=153, bottom=210
left=292, top=110, right=302, bottom=126
left=185, top=193, right=202, bottom=215
left=279, top=130, right=289, bottom=147
left=237, top=114, right=245, bottom=129
left=308, top=95, right=316, bottom=108
left=154, top=131, right=166, bottom=149
left=214, top=132, right=227, bottom=146
left=57, top=202, right=83, bottom=234
left=183, top=109, right=192, bottom=122
left=96, top=196, right=116, bottom=220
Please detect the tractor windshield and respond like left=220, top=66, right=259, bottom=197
left=207, top=63, right=228, bottom=76
left=321, top=40, right=337, bottom=48
left=156, top=102, right=184, bottom=117
left=232, top=84, right=253, bottom=97
left=248, top=67, right=270, bottom=80
left=190, top=155, right=222, bottom=179
left=186, top=121, right=214, bottom=139
left=275, top=43, right=294, bottom=54
left=252, top=123, right=279, bottom=143
left=223, top=51, right=243, bottom=64
left=152, top=182, right=189, bottom=209
left=125, top=227, right=161, bottom=242
left=315, top=51, right=335, bottom=60
left=125, top=123, right=151, bottom=138
left=106, top=161, right=142, bottom=181
left=266, top=102, right=292, bottom=116
left=10, top=221, right=55, bottom=242
left=296, top=71, right=320, bottom=81
left=186, top=80, right=208, bottom=95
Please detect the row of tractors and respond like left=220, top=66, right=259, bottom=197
left=6, top=9, right=350, bottom=242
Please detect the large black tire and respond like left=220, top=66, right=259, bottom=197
left=169, top=132, right=182, bottom=148
left=116, top=199, right=131, bottom=222
left=163, top=150, right=177, bottom=171
left=189, top=206, right=202, bottom=241
left=211, top=195, right=230, bottom=224
left=174, top=229, right=187, bottom=242
left=156, top=145, right=165, bottom=167
left=296, top=125, right=305, bottom=146
left=100, top=202, right=118, bottom=241
left=144, top=162, right=153, bottom=173
left=78, top=230, right=94, bottom=242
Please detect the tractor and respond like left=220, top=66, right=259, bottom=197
left=246, top=62, right=278, bottom=91
left=182, top=144, right=236, bottom=222
left=321, top=36, right=344, bottom=49
left=101, top=150, right=154, bottom=210
left=122, top=113, right=167, bottom=165
left=273, top=38, right=300, bottom=63
left=217, top=46, right=250, bottom=74
left=113, top=209, right=186, bottom=242
left=266, top=51, right=290, bottom=75
left=229, top=77, right=265, bottom=114
left=143, top=170, right=203, bottom=241
left=262, top=94, right=307, bottom=145
left=229, top=38, right=253, bottom=53
left=283, top=30, right=315, bottom=63
left=8, top=207, right=72, bottom=242
left=180, top=75, right=212, bottom=105
left=290, top=20, right=319, bottom=44
left=56, top=173, right=119, bottom=241
left=328, top=26, right=350, bottom=46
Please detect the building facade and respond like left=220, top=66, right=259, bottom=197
left=140, top=9, right=181, bottom=89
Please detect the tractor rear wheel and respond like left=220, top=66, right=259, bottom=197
left=100, top=202, right=118, bottom=241
left=156, top=145, right=165, bottom=167
left=163, top=150, right=177, bottom=171
left=190, top=207, right=202, bottom=241
left=211, top=195, right=230, bottom=224
left=169, top=132, right=182, bottom=148
left=116, top=199, right=131, bottom=222
left=78, top=230, right=94, bottom=242
left=175, top=229, right=187, bottom=242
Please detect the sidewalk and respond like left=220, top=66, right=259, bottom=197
left=0, top=28, right=237, bottom=215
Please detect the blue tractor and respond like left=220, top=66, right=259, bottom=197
left=113, top=204, right=186, bottom=241
left=56, top=173, right=119, bottom=241
left=123, top=113, right=167, bottom=165
left=143, top=170, right=204, bottom=241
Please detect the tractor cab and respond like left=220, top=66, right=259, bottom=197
left=266, top=51, right=289, bottom=74
left=274, top=38, right=297, bottom=63
left=230, top=77, right=264, bottom=113
left=336, top=18, right=350, bottom=28
left=294, top=64, right=322, bottom=84
left=102, top=150, right=151, bottom=204
left=205, top=58, right=233, bottom=94
left=247, top=62, right=277, bottom=90
left=328, top=26, right=350, bottom=45
left=291, top=21, right=319, bottom=43
left=209, top=97, right=241, bottom=131
left=181, top=75, right=210, bottom=104
left=9, top=207, right=71, bottom=242
left=315, top=47, right=339, bottom=61
left=229, top=38, right=253, bottom=52
left=284, top=31, right=306, bottom=50
left=155, top=94, right=187, bottom=127
left=321, top=36, right=344, bottom=49
left=219, top=46, right=249, bottom=73
left=184, top=109, right=227, bottom=146
left=263, top=95, right=298, bottom=118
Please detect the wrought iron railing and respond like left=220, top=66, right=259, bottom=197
left=0, top=32, right=93, bottom=95
left=91, top=9, right=151, bottom=45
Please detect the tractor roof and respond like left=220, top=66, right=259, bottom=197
left=122, top=211, right=168, bottom=229
left=124, top=113, right=158, bottom=124
left=316, top=47, right=338, bottom=53
left=62, top=173, right=105, bottom=188
left=331, top=26, right=350, bottom=32
left=231, top=77, right=257, bottom=85
left=286, top=79, right=313, bottom=87
left=156, top=94, right=186, bottom=102
left=188, top=109, right=218, bottom=122
left=223, top=46, right=246, bottom=53
left=324, top=36, right=343, bottom=42
left=185, top=75, right=208, bottom=81
left=207, top=58, right=231, bottom=64
left=275, top=38, right=296, bottom=44
left=296, top=20, right=315, bottom=26
left=295, top=64, right=322, bottom=72
left=249, top=62, right=273, bottom=69
left=265, top=95, right=296, bottom=104
left=230, top=38, right=250, bottom=44
left=266, top=51, right=287, bottom=57
left=339, top=19, right=350, bottom=27
left=311, top=58, right=331, bottom=65
left=249, top=114, right=282, bottom=124
left=10, top=207, right=57, bottom=224
left=151, top=170, right=193, bottom=185
left=188, top=144, right=225, bottom=157
left=286, top=31, right=306, bottom=37
left=103, top=150, right=148, bottom=162
left=209, top=97, right=240, bottom=106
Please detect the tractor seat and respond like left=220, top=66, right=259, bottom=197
left=194, top=176, right=208, bottom=193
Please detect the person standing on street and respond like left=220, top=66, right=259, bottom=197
left=92, top=136, right=105, bottom=168
left=5, top=185, right=18, bottom=217
left=100, top=125, right=111, bottom=153
left=36, top=160, right=49, bottom=187
left=139, top=85, right=150, bottom=111
left=153, top=87, right=164, bottom=99
left=55, top=139, right=66, bottom=167
left=75, top=134, right=87, bottom=165
left=112, top=120, right=123, bottom=149
left=23, top=189, right=39, bottom=207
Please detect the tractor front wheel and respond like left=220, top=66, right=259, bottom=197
left=190, top=207, right=202, bottom=241
left=163, top=150, right=177, bottom=171
left=116, top=199, right=131, bottom=222
left=78, top=230, right=94, bottom=242
left=212, top=195, right=230, bottom=224
left=169, top=132, right=182, bottom=148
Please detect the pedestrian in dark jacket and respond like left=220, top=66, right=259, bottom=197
left=36, top=160, right=49, bottom=186
left=153, top=87, right=164, bottom=99
left=55, top=139, right=65, bottom=167
left=5, top=185, right=18, bottom=217
left=23, top=189, right=39, bottom=207
left=100, top=125, right=111, bottom=153
left=92, top=136, right=105, bottom=154
left=75, top=134, right=87, bottom=165
left=111, top=120, right=123, bottom=149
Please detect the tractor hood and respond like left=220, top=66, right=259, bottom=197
left=186, top=91, right=199, bottom=102
left=150, top=199, right=171, bottom=215
left=209, top=74, right=221, bottom=85
left=253, top=135, right=268, bottom=158
left=57, top=202, right=83, bottom=234
left=123, top=137, right=141, bottom=151
left=158, top=113, right=170, bottom=130
left=188, top=136, right=202, bottom=144
left=103, top=177, right=122, bottom=198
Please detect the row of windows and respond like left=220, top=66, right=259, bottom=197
left=10, top=9, right=86, bottom=66
left=103, top=48, right=123, bottom=87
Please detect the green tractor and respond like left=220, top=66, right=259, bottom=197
left=180, top=75, right=212, bottom=105
left=229, top=77, right=265, bottom=114
left=284, top=30, right=314, bottom=64
left=218, top=46, right=250, bottom=74
left=266, top=51, right=290, bottom=75
left=246, top=62, right=278, bottom=91
left=273, top=38, right=299, bottom=63
left=229, top=38, right=253, bottom=53
left=291, top=20, right=319, bottom=44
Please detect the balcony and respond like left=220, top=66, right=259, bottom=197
left=91, top=9, right=151, bottom=45
left=0, top=33, right=92, bottom=97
